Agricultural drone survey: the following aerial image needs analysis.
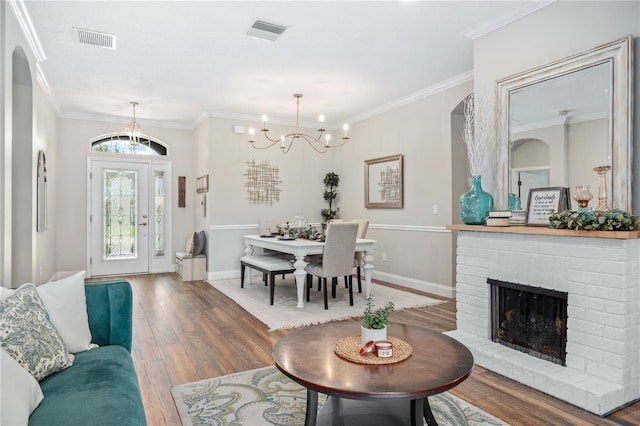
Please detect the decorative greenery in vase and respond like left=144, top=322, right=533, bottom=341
left=321, top=172, right=339, bottom=222
left=459, top=92, right=494, bottom=224
left=362, top=295, right=394, bottom=330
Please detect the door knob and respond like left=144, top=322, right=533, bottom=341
left=139, top=222, right=148, bottom=226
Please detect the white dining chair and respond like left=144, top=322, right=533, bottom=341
left=349, top=220, right=369, bottom=293
left=305, top=222, right=358, bottom=309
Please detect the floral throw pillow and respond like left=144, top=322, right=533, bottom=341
left=0, top=283, right=74, bottom=381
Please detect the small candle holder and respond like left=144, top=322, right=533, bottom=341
left=593, top=165, right=612, bottom=213
left=573, top=185, right=593, bottom=212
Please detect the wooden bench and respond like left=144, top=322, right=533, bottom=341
left=240, top=255, right=295, bottom=305
left=176, top=252, right=206, bottom=281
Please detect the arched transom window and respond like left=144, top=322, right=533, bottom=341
left=91, top=133, right=168, bottom=155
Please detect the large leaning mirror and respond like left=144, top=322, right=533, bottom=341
left=496, top=36, right=633, bottom=211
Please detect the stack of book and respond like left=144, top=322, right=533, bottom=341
left=484, top=210, right=511, bottom=227
left=509, top=210, right=526, bottom=225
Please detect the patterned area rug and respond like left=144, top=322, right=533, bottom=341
left=171, top=366, right=509, bottom=426
left=209, top=278, right=445, bottom=331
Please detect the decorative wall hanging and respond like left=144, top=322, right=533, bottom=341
left=364, top=154, right=403, bottom=208
left=244, top=159, right=282, bottom=206
left=37, top=150, right=47, bottom=231
left=196, top=175, right=209, bottom=217
left=196, top=175, right=209, bottom=193
left=178, top=176, right=186, bottom=207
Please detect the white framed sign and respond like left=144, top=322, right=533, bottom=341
left=526, top=187, right=569, bottom=226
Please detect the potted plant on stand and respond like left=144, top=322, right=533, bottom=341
left=321, top=172, right=339, bottom=223
left=361, top=295, right=394, bottom=344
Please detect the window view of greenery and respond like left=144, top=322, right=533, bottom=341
left=92, top=135, right=166, bottom=155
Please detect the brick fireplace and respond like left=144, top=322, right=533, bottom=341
left=445, top=226, right=640, bottom=416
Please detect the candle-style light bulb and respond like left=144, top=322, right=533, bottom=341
left=262, top=114, right=268, bottom=123
left=249, top=128, right=255, bottom=136
left=325, top=134, right=331, bottom=146
left=318, top=114, right=325, bottom=123
left=343, top=124, right=349, bottom=137
left=280, top=135, right=285, bottom=148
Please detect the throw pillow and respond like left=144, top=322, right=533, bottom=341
left=193, top=230, right=206, bottom=256
left=37, top=271, right=96, bottom=353
left=0, top=286, right=14, bottom=300
left=0, top=283, right=74, bottom=381
left=185, top=232, right=196, bottom=253
left=1, top=348, right=44, bottom=425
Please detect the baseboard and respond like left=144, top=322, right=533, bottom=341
left=371, top=271, right=454, bottom=299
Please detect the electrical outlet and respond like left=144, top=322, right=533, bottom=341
left=382, top=253, right=388, bottom=262
left=433, top=204, right=439, bottom=215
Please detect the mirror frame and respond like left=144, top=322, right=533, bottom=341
left=496, top=36, right=633, bottom=211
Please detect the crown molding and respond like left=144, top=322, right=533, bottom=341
left=345, top=71, right=473, bottom=125
left=35, top=63, right=60, bottom=114
left=8, top=0, right=46, bottom=62
left=57, top=111, right=193, bottom=130
left=464, top=1, right=555, bottom=40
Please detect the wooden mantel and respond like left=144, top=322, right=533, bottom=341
left=447, top=224, right=640, bottom=240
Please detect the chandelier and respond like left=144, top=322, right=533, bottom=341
left=248, top=93, right=349, bottom=154
left=123, top=101, right=150, bottom=152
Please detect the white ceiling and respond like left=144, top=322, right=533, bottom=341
left=21, top=1, right=549, bottom=129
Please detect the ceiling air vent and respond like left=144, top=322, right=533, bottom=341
left=73, top=27, right=116, bottom=50
left=247, top=20, right=287, bottom=42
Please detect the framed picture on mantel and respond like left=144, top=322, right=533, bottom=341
left=525, top=187, right=570, bottom=226
left=365, top=154, right=404, bottom=208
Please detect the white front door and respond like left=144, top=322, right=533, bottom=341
left=90, top=161, right=150, bottom=276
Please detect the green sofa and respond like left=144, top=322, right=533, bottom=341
left=28, top=281, right=147, bottom=425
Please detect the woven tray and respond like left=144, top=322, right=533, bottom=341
left=334, top=335, right=412, bottom=365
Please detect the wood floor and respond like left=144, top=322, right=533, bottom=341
left=105, top=273, right=640, bottom=425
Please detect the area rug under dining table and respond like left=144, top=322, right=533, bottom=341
left=209, top=277, right=445, bottom=331
left=171, top=365, right=509, bottom=426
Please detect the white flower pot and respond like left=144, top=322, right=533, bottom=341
left=361, top=325, right=387, bottom=345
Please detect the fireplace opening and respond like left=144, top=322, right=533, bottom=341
left=488, top=279, right=568, bottom=366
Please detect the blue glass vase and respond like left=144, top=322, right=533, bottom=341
left=460, top=175, right=494, bottom=225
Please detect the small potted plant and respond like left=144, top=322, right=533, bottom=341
left=361, top=295, right=394, bottom=344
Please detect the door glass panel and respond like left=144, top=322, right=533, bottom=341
left=154, top=170, right=165, bottom=257
left=103, top=169, right=137, bottom=259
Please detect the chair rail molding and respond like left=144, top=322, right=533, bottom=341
left=209, top=223, right=450, bottom=233
left=369, top=224, right=450, bottom=233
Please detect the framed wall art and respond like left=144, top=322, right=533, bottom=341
left=365, top=154, right=403, bottom=208
left=178, top=176, right=186, bottom=207
left=196, top=174, right=209, bottom=193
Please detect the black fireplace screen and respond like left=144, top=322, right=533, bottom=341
left=488, top=279, right=568, bottom=366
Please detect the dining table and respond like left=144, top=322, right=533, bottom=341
left=243, top=234, right=375, bottom=310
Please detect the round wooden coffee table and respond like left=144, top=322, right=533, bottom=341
left=272, top=322, right=474, bottom=426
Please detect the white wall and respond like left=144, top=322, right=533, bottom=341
left=34, top=84, right=58, bottom=283
left=474, top=1, right=640, bottom=209
left=1, top=3, right=58, bottom=286
left=55, top=119, right=194, bottom=273
left=335, top=81, right=472, bottom=297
